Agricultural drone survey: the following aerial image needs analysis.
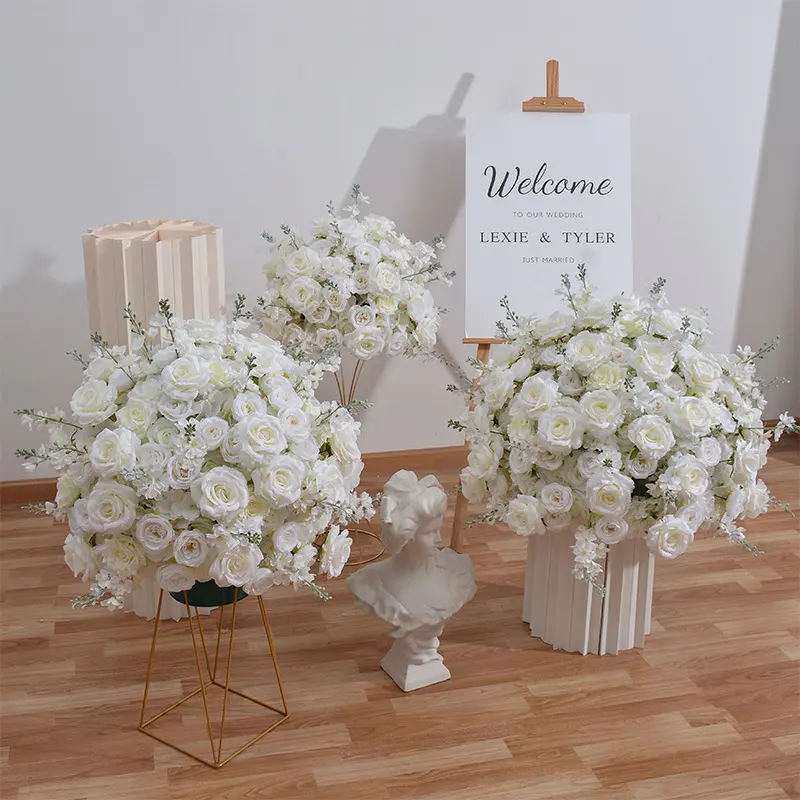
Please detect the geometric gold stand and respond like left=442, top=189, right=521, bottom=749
left=346, top=526, right=385, bottom=567
left=139, top=590, right=289, bottom=768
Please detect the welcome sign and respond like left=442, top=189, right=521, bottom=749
left=465, top=112, right=632, bottom=339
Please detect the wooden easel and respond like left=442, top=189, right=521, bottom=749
left=450, top=59, right=585, bottom=552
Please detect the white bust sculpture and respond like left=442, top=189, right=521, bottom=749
left=347, top=471, right=476, bottom=692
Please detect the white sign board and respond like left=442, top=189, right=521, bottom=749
left=465, top=112, right=632, bottom=339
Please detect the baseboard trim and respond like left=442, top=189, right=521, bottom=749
left=0, top=478, right=57, bottom=508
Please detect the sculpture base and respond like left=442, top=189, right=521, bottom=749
left=381, top=646, right=451, bottom=692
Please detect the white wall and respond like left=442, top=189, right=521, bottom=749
left=1, top=0, right=796, bottom=481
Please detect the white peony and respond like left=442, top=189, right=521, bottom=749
left=646, top=516, right=693, bottom=559
left=505, top=495, right=546, bottom=536
left=190, top=466, right=249, bottom=520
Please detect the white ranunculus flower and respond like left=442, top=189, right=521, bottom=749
left=537, top=405, right=584, bottom=451
left=565, top=331, right=612, bottom=374
left=190, top=466, right=249, bottom=520
left=594, top=516, right=629, bottom=544
left=586, top=470, right=634, bottom=517
left=515, top=373, right=559, bottom=416
left=161, top=355, right=210, bottom=401
left=173, top=529, right=210, bottom=568
left=196, top=416, right=229, bottom=450
left=157, top=563, right=198, bottom=593
left=89, top=428, right=139, bottom=477
left=349, top=304, right=376, bottom=329
left=580, top=390, right=624, bottom=438
left=320, top=525, right=352, bottom=578
left=244, top=566, right=277, bottom=595
left=166, top=454, right=202, bottom=490
left=343, top=327, right=384, bottom=360
left=70, top=379, right=117, bottom=425
left=231, top=391, right=268, bottom=421
left=482, top=367, right=515, bottom=411
left=668, top=397, right=713, bottom=440
left=98, top=534, right=145, bottom=575
left=646, top=516, right=693, bottom=559
left=627, top=414, right=676, bottom=459
left=626, top=451, right=658, bottom=479
left=116, top=398, right=157, bottom=436
left=63, top=533, right=94, bottom=577
left=285, top=277, right=322, bottom=314
left=633, top=338, right=674, bottom=382
left=209, top=543, right=261, bottom=587
left=86, top=480, right=138, bottom=534
left=540, top=483, right=574, bottom=514
left=236, top=415, right=287, bottom=463
left=505, top=495, right=546, bottom=536
left=135, top=514, right=175, bottom=557
left=253, top=454, right=305, bottom=507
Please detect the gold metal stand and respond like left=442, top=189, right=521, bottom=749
left=346, top=526, right=384, bottom=567
left=139, top=590, right=289, bottom=768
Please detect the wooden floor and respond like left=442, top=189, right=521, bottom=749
left=1, top=444, right=798, bottom=800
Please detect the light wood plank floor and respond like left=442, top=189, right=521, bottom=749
left=1, top=443, right=798, bottom=800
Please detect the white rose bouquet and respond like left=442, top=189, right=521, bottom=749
left=255, top=186, right=453, bottom=401
left=16, top=300, right=374, bottom=610
left=453, top=267, right=797, bottom=588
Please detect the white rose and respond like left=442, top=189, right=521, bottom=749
left=86, top=480, right=138, bottom=534
left=209, top=543, right=261, bottom=587
left=587, top=470, right=634, bottom=517
left=743, top=479, right=769, bottom=518
left=353, top=242, right=381, bottom=265
left=466, top=439, right=501, bottom=479
left=481, top=367, right=515, bottom=411
left=651, top=308, right=684, bottom=338
left=196, top=416, right=229, bottom=450
left=677, top=498, right=709, bottom=533
left=508, top=448, right=534, bottom=475
left=460, top=469, right=487, bottom=503
left=166, top=455, right=202, bottom=490
left=505, top=495, right=546, bottom=536
left=244, top=567, right=277, bottom=595
left=316, top=327, right=344, bottom=351
left=282, top=245, right=320, bottom=278
left=532, top=445, right=565, bottom=472
left=627, top=415, right=675, bottom=459
left=323, top=285, right=349, bottom=313
left=157, top=563, right=198, bottom=593
left=625, top=451, right=658, bottom=479
left=373, top=263, right=402, bottom=295
left=236, top=415, right=287, bottom=463
left=55, top=474, right=81, bottom=510
left=253, top=454, right=305, bottom=507
left=413, top=317, right=439, bottom=351
left=157, top=395, right=197, bottom=423
left=558, top=369, right=584, bottom=396
left=538, top=346, right=564, bottom=367
left=732, top=439, right=768, bottom=484
left=272, top=521, right=303, bottom=553
left=147, top=418, right=183, bottom=449
left=695, top=437, right=722, bottom=467
left=190, top=466, right=249, bottom=520
left=661, top=372, right=687, bottom=398
left=633, top=338, right=674, bottom=382
left=580, top=390, right=624, bottom=438
left=161, top=355, right=210, bottom=401
left=263, top=376, right=303, bottom=411
left=231, top=391, right=268, bottom=421
left=646, top=516, right=694, bottom=559
left=544, top=511, right=572, bottom=530
left=63, top=533, right=94, bottom=577
left=587, top=362, right=626, bottom=391
left=537, top=405, right=584, bottom=451
left=565, top=331, right=612, bottom=374
left=343, top=327, right=384, bottom=360
left=349, top=305, right=376, bottom=329
left=407, top=291, right=435, bottom=323
left=135, top=514, right=175, bottom=558
left=307, top=303, right=331, bottom=324
left=385, top=330, right=408, bottom=356
left=86, top=355, right=116, bottom=381
left=70, top=379, right=116, bottom=425
left=137, top=443, right=169, bottom=478
left=671, top=455, right=709, bottom=497
left=540, top=483, right=574, bottom=514
left=68, top=498, right=92, bottom=536
left=98, top=534, right=145, bottom=576
left=285, top=277, right=322, bottom=314
left=510, top=356, right=532, bottom=381
left=669, top=397, right=713, bottom=440
left=173, top=529, right=210, bottom=567
left=594, top=517, right=629, bottom=544
left=329, top=413, right=361, bottom=463
left=533, top=311, right=574, bottom=341
left=116, top=398, right=157, bottom=436
left=514, top=373, right=559, bottom=417
left=89, top=428, right=139, bottom=477
left=320, top=525, right=352, bottom=578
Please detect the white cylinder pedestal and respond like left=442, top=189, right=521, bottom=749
left=522, top=532, right=654, bottom=655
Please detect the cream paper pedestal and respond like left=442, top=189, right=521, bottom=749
left=82, top=219, right=226, bottom=621
left=522, top=532, right=654, bottom=655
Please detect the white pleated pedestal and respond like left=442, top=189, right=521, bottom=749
left=522, top=532, right=654, bottom=655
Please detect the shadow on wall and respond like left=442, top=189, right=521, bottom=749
left=315, top=73, right=474, bottom=410
left=734, top=0, right=800, bottom=416
left=0, top=256, right=89, bottom=480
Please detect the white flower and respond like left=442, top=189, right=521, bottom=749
left=236, top=415, right=287, bottom=463
left=544, top=511, right=572, bottom=530
left=320, top=526, right=352, bottom=578
left=537, top=405, right=583, bottom=451
left=385, top=330, right=408, bottom=356
left=353, top=242, right=381, bottom=265
left=533, top=311, right=574, bottom=341
left=678, top=346, right=722, bottom=394
left=627, top=415, right=675, bottom=459
left=231, top=391, right=268, bottom=421
left=668, top=397, right=713, bottom=440
left=626, top=451, right=658, bottom=479
left=775, top=412, right=796, bottom=442
left=565, top=331, right=611, bottom=374
left=282, top=245, right=320, bottom=278
left=253, top=454, right=305, bottom=507
left=116, top=398, right=157, bottom=436
left=732, top=439, right=768, bottom=484
left=466, top=439, right=501, bottom=479
left=540, top=483, right=574, bottom=514
left=514, top=374, right=558, bottom=416
left=173, top=529, right=210, bottom=567
left=557, top=369, right=584, bottom=396
left=646, top=516, right=693, bottom=559
left=209, top=543, right=261, bottom=587
left=196, top=416, right=229, bottom=450
left=244, top=567, right=277, bottom=595
left=264, top=376, right=303, bottom=411
left=695, top=437, right=722, bottom=467
left=86, top=356, right=116, bottom=381
left=594, top=516, right=629, bottom=544
left=86, top=480, right=138, bottom=534
left=307, top=303, right=331, bottom=325
left=460, top=468, right=487, bottom=503
left=725, top=486, right=746, bottom=520
left=166, top=454, right=202, bottom=489
left=481, top=368, right=515, bottom=411
left=70, top=379, right=116, bottom=425
left=279, top=407, right=310, bottom=440
left=323, top=285, right=349, bottom=313
left=285, top=277, right=322, bottom=314
left=413, top=318, right=439, bottom=351
left=63, top=533, right=94, bottom=577
left=329, top=412, right=361, bottom=463
left=633, top=338, right=674, bottom=381
left=349, top=305, right=376, bottom=329
left=89, top=428, right=139, bottom=477
left=161, top=355, right=210, bottom=401
left=373, top=262, right=402, bottom=295
left=587, top=362, right=626, bottom=391
left=273, top=521, right=304, bottom=553
left=190, top=466, right=249, bottom=520
left=316, top=327, right=344, bottom=350
left=135, top=514, right=175, bottom=558
left=743, top=479, right=770, bottom=518
left=579, top=390, right=623, bottom=438
left=157, top=563, right=197, bottom=593
left=98, top=534, right=145, bottom=575
left=147, top=418, right=183, bottom=449
left=670, top=455, right=709, bottom=497
left=343, top=327, right=384, bottom=360
left=55, top=474, right=81, bottom=510
left=587, top=470, right=633, bottom=517
left=505, top=495, right=545, bottom=536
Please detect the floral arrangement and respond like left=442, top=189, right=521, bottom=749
left=255, top=186, right=454, bottom=363
left=453, top=267, right=797, bottom=588
left=16, top=302, right=373, bottom=610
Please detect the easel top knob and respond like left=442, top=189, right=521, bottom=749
left=522, top=59, right=585, bottom=113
